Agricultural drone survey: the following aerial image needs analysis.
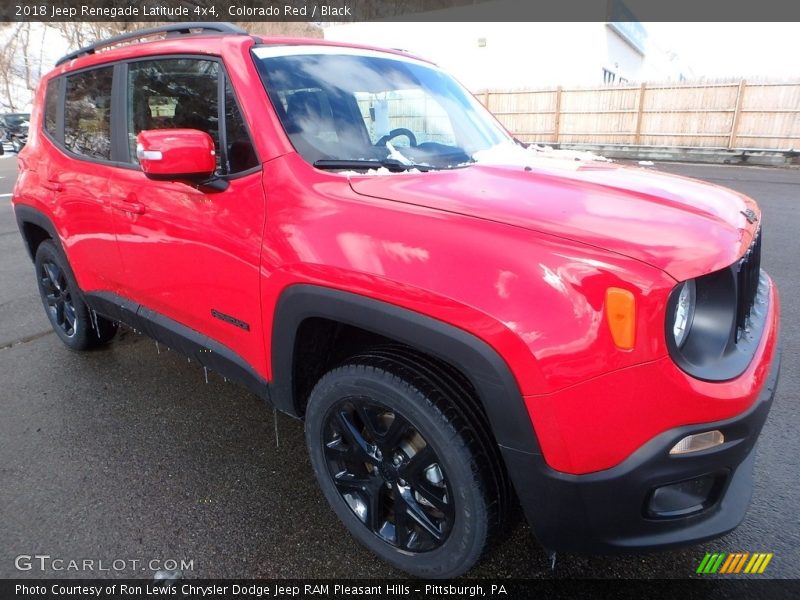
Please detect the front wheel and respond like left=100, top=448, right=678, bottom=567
left=34, top=240, right=117, bottom=350
left=305, top=353, right=497, bottom=578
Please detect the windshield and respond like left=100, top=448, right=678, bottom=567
left=252, top=47, right=511, bottom=170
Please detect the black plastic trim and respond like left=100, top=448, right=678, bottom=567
left=83, top=291, right=270, bottom=403
left=111, top=62, right=129, bottom=164
left=14, top=204, right=62, bottom=262
left=504, top=348, right=780, bottom=553
left=270, top=284, right=541, bottom=457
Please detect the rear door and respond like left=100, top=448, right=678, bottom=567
left=42, top=66, right=125, bottom=292
left=107, top=56, right=266, bottom=373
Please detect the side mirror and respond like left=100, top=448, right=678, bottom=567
left=136, top=129, right=216, bottom=181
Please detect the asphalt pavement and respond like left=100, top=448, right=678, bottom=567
left=0, top=155, right=798, bottom=580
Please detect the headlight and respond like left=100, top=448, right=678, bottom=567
left=666, top=265, right=763, bottom=381
left=672, top=280, right=696, bottom=347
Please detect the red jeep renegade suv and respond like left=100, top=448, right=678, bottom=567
left=13, top=23, right=780, bottom=577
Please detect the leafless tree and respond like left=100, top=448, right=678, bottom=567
left=0, top=20, right=324, bottom=112
left=0, top=22, right=45, bottom=112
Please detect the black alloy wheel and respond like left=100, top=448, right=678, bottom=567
left=34, top=240, right=117, bottom=350
left=323, top=397, right=454, bottom=552
left=40, top=258, right=78, bottom=338
left=305, top=351, right=499, bottom=578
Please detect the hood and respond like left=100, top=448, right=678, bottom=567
left=348, top=160, right=759, bottom=281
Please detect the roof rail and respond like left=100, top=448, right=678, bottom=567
left=55, top=22, right=248, bottom=66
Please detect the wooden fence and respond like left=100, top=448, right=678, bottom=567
left=478, top=80, right=800, bottom=150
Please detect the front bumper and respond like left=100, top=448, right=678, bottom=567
left=504, top=347, right=780, bottom=553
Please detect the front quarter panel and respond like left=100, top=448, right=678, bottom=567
left=260, top=154, right=677, bottom=397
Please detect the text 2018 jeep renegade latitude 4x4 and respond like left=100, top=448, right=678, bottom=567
left=13, top=23, right=781, bottom=578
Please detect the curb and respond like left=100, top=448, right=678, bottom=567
left=553, top=144, right=799, bottom=167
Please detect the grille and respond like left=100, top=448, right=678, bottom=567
left=734, top=227, right=762, bottom=338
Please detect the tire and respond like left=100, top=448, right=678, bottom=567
left=34, top=240, right=117, bottom=350
left=12, top=138, right=23, bottom=153
left=305, top=351, right=498, bottom=578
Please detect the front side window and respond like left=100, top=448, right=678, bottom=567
left=253, top=48, right=510, bottom=169
left=64, top=67, right=113, bottom=160
left=127, top=58, right=258, bottom=175
left=127, top=58, right=220, bottom=169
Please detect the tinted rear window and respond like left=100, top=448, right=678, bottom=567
left=64, top=67, right=113, bottom=160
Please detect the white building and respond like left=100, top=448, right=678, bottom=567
left=323, top=22, right=689, bottom=91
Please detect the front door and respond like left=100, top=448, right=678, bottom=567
left=108, top=57, right=265, bottom=373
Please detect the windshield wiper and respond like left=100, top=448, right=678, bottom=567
left=313, top=159, right=434, bottom=172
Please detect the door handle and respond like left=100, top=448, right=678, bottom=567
left=42, top=180, right=63, bottom=192
left=109, top=197, right=147, bottom=215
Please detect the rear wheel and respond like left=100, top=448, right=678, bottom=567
left=305, top=352, right=498, bottom=578
left=34, top=240, right=117, bottom=350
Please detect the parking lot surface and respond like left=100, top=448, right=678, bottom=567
left=0, top=155, right=797, bottom=579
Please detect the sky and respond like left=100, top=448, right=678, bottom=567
left=644, top=23, right=800, bottom=79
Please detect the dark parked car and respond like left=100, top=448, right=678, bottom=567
left=1, top=112, right=30, bottom=152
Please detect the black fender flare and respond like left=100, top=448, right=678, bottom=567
left=14, top=204, right=62, bottom=262
left=270, top=284, right=542, bottom=457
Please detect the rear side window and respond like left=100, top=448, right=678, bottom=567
left=64, top=67, right=113, bottom=160
left=44, top=80, right=58, bottom=136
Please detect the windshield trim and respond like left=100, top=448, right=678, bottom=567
left=252, top=45, right=436, bottom=70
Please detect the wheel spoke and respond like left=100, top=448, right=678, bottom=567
left=40, top=275, right=57, bottom=296
left=335, top=410, right=377, bottom=463
left=332, top=470, right=372, bottom=492
left=355, top=403, right=380, bottom=440
left=45, top=293, right=59, bottom=307
left=393, top=491, right=412, bottom=548
left=64, top=303, right=77, bottom=330
left=412, top=479, right=452, bottom=516
left=375, top=414, right=412, bottom=453
left=395, top=489, right=443, bottom=542
left=365, top=479, right=385, bottom=533
left=55, top=301, right=65, bottom=327
left=324, top=437, right=349, bottom=457
left=43, top=263, right=61, bottom=291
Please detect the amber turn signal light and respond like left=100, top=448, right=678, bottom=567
left=606, top=288, right=636, bottom=349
